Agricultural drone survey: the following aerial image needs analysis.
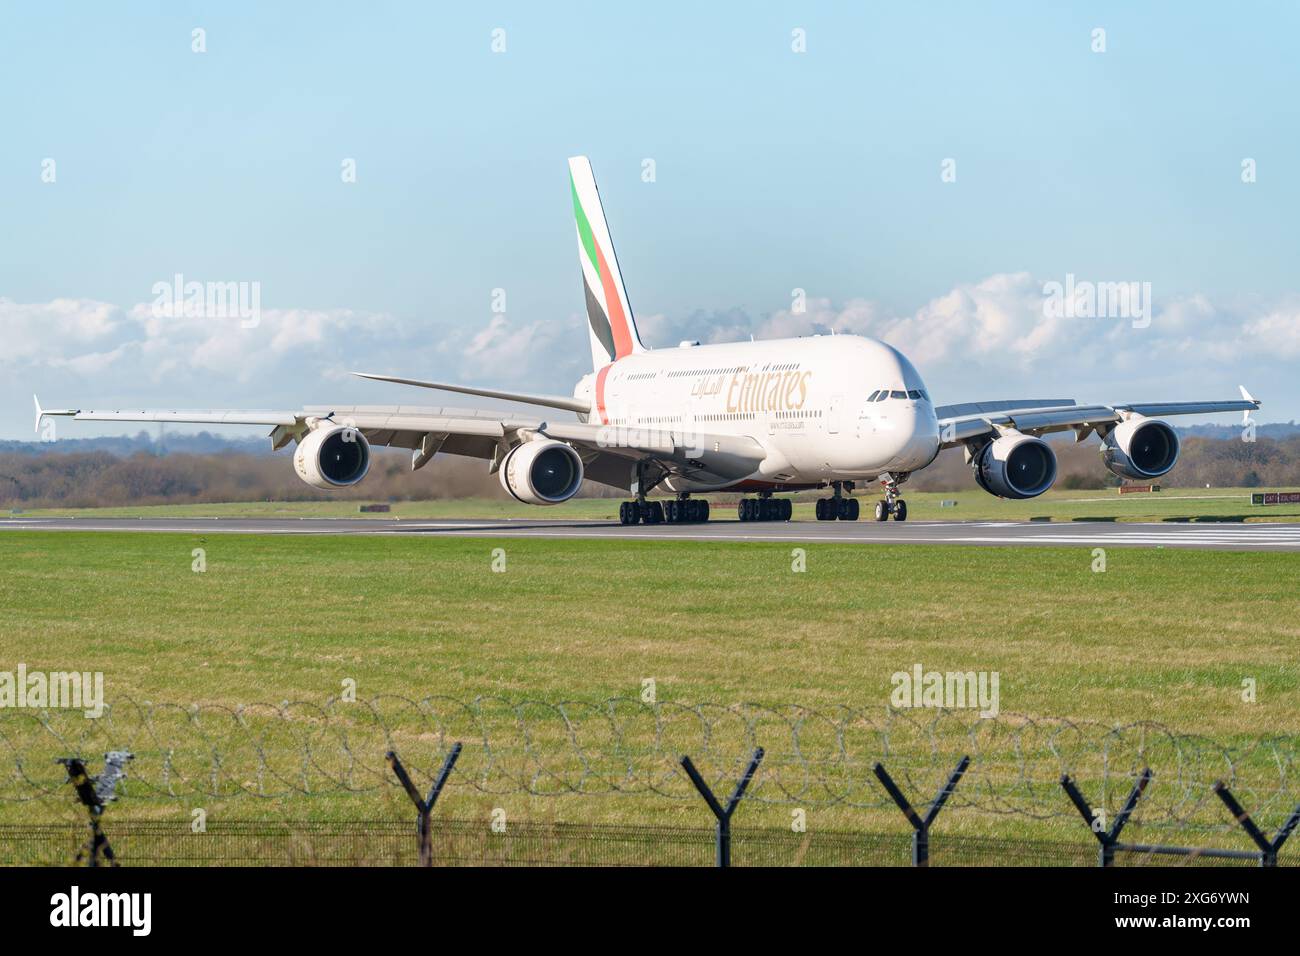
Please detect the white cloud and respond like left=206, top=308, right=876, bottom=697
left=2, top=297, right=124, bottom=364
left=3, top=276, right=1297, bottom=437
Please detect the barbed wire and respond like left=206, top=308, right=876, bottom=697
left=2, top=696, right=1295, bottom=831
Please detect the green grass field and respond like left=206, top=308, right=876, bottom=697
left=1, top=530, right=1296, bottom=843
left=11, top=485, right=1300, bottom=522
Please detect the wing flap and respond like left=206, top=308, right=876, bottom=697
left=63, top=409, right=301, bottom=427
left=1116, top=400, right=1258, bottom=418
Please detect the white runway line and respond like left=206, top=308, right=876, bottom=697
left=4, top=518, right=1300, bottom=549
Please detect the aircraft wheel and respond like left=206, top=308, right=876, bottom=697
left=893, top=499, right=907, bottom=521
left=874, top=500, right=888, bottom=521
left=700, top=501, right=710, bottom=522
left=842, top=498, right=860, bottom=521
left=780, top=499, right=792, bottom=521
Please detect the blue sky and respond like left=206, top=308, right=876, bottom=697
left=2, top=2, right=1298, bottom=438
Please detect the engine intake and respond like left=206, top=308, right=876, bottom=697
left=1102, top=417, right=1179, bottom=480
left=972, top=431, right=1057, bottom=499
left=294, top=424, right=371, bottom=489
left=499, top=439, right=584, bottom=505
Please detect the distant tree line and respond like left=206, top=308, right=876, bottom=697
left=2, top=434, right=1297, bottom=509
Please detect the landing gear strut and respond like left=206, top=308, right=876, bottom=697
left=619, top=463, right=708, bottom=525
left=815, top=482, right=859, bottom=521
left=737, top=491, right=792, bottom=522
left=873, top=473, right=908, bottom=521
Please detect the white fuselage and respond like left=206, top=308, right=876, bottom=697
left=573, top=334, right=941, bottom=490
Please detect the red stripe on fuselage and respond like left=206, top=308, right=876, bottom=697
left=595, top=363, right=612, bottom=424
left=593, top=241, right=634, bottom=359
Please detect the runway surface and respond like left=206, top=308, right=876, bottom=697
left=3, top=516, right=1300, bottom=551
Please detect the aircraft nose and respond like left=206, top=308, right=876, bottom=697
left=885, top=402, right=940, bottom=469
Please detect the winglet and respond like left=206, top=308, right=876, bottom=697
left=33, top=395, right=80, bottom=433
left=1239, top=385, right=1259, bottom=424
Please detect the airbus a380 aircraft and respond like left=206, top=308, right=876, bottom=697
left=37, top=157, right=1261, bottom=525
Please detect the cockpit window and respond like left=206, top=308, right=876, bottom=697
left=875, top=391, right=888, bottom=401
left=890, top=390, right=907, bottom=399
left=906, top=389, right=922, bottom=400
left=866, top=390, right=880, bottom=401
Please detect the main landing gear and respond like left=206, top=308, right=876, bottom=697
left=815, top=481, right=860, bottom=521
left=737, top=493, right=792, bottom=522
left=619, top=495, right=709, bottom=525
left=872, top=474, right=908, bottom=522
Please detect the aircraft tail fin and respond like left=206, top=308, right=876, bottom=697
left=568, top=156, right=646, bottom=371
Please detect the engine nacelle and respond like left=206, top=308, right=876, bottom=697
left=499, top=439, right=584, bottom=505
left=293, top=424, right=371, bottom=489
left=1102, top=417, right=1179, bottom=480
left=972, top=431, right=1057, bottom=499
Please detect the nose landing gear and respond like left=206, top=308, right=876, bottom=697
left=873, top=473, right=908, bottom=521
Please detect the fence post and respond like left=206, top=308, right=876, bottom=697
left=1060, top=767, right=1150, bottom=867
left=680, top=748, right=764, bottom=867
left=56, top=751, right=133, bottom=867
left=1213, top=781, right=1300, bottom=868
left=873, top=756, right=969, bottom=866
left=387, top=744, right=462, bottom=867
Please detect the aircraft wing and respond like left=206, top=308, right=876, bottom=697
left=935, top=388, right=1261, bottom=448
left=34, top=398, right=765, bottom=491
left=351, top=372, right=592, bottom=415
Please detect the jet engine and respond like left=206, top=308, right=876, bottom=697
left=499, top=439, right=584, bottom=505
left=971, top=431, right=1057, bottom=499
left=1101, top=416, right=1179, bottom=480
left=293, top=424, right=371, bottom=489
